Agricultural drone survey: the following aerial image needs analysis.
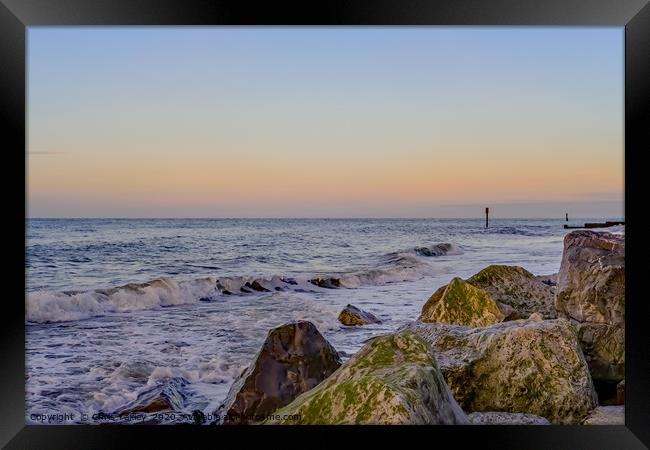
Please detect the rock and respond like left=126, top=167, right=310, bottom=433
left=555, top=231, right=625, bottom=326
left=115, top=377, right=188, bottom=415
left=419, top=277, right=505, bottom=327
left=535, top=273, right=558, bottom=287
left=246, top=281, right=270, bottom=292
left=414, top=243, right=454, bottom=256
left=576, top=322, right=624, bottom=383
left=338, top=304, right=382, bottom=326
left=555, top=231, right=625, bottom=386
left=581, top=406, right=625, bottom=425
left=496, top=302, right=521, bottom=321
left=466, top=265, right=557, bottom=319
left=528, top=312, right=544, bottom=321
left=468, top=412, right=551, bottom=425
left=617, top=380, right=625, bottom=405
left=266, top=331, right=469, bottom=425
left=404, top=318, right=597, bottom=424
left=309, top=277, right=341, bottom=289
left=419, top=266, right=557, bottom=326
left=216, top=321, right=341, bottom=424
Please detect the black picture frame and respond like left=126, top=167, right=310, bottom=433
left=2, top=0, right=648, bottom=448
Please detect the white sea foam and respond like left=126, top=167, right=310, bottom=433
left=607, top=225, right=625, bottom=235
left=26, top=243, right=459, bottom=323
left=26, top=277, right=219, bottom=323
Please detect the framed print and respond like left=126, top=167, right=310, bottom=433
left=1, top=0, right=649, bottom=448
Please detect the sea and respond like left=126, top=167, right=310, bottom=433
left=25, top=218, right=623, bottom=424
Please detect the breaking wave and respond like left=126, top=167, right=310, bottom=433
left=26, top=242, right=461, bottom=324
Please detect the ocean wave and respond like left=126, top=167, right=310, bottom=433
left=26, top=242, right=460, bottom=324
left=607, top=225, right=625, bottom=235
left=412, top=243, right=462, bottom=257
left=484, top=227, right=540, bottom=236
left=380, top=243, right=461, bottom=261
left=27, top=278, right=219, bottom=324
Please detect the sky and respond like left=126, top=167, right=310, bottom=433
left=27, top=27, right=624, bottom=218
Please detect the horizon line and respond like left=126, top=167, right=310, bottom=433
left=26, top=216, right=625, bottom=220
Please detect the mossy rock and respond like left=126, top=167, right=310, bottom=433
left=404, top=318, right=598, bottom=424
left=419, top=277, right=504, bottom=327
left=466, top=265, right=556, bottom=319
left=265, top=332, right=468, bottom=425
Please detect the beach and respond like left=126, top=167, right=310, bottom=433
left=25, top=218, right=624, bottom=424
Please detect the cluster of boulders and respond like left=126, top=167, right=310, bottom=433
left=207, top=229, right=624, bottom=425
left=419, top=265, right=557, bottom=324
left=555, top=230, right=625, bottom=403
left=268, top=331, right=468, bottom=424
left=130, top=230, right=624, bottom=425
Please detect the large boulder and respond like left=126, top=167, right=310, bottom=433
left=338, top=304, right=382, bottom=326
left=419, top=277, right=504, bottom=327
left=581, top=406, right=625, bottom=425
left=467, top=265, right=557, bottom=319
left=468, top=411, right=551, bottom=425
left=556, top=230, right=625, bottom=326
left=266, top=331, right=469, bottom=425
left=216, top=321, right=341, bottom=424
left=555, top=230, right=625, bottom=385
left=404, top=318, right=598, bottom=424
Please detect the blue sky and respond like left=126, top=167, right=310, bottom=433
left=27, top=27, right=624, bottom=218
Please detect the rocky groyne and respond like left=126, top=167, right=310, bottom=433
left=121, top=229, right=625, bottom=425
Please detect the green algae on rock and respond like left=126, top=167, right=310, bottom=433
left=466, top=265, right=556, bottom=319
left=265, top=331, right=469, bottom=425
left=404, top=318, right=598, bottom=424
left=419, top=277, right=504, bottom=327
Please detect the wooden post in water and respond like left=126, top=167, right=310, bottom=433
left=566, top=213, right=569, bottom=222
left=485, top=207, right=489, bottom=228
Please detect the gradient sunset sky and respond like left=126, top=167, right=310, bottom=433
left=27, top=27, right=624, bottom=218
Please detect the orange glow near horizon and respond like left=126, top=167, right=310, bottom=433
left=27, top=27, right=624, bottom=218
